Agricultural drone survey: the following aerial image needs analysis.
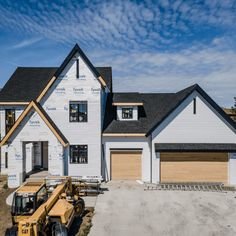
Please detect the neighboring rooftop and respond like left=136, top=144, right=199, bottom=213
left=0, top=66, right=112, bottom=103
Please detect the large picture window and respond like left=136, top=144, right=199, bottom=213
left=69, top=101, right=87, bottom=122
left=6, top=109, right=15, bottom=133
left=70, top=145, right=88, bottom=164
left=122, top=108, right=133, bottom=119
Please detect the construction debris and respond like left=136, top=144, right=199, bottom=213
left=144, top=182, right=236, bottom=193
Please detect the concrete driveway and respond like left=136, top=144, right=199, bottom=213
left=89, top=181, right=236, bottom=236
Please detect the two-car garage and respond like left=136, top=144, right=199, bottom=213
left=160, top=152, right=228, bottom=183
left=155, top=143, right=236, bottom=184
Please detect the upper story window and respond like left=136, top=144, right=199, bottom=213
left=69, top=101, right=88, bottom=122
left=70, top=145, right=88, bottom=164
left=6, top=109, right=15, bottom=133
left=122, top=107, right=133, bottom=119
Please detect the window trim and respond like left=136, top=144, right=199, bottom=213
left=69, top=101, right=88, bottom=123
left=121, top=107, right=133, bottom=119
left=69, top=145, right=88, bottom=164
left=5, top=109, right=15, bottom=134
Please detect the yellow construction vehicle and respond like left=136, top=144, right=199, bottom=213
left=5, top=177, right=85, bottom=236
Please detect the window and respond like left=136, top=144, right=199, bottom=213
left=69, top=101, right=87, bottom=122
left=76, top=59, right=79, bottom=78
left=193, top=98, right=196, bottom=114
left=6, top=109, right=15, bottom=133
left=70, top=145, right=88, bottom=164
left=5, top=152, right=8, bottom=169
left=122, top=108, right=133, bottom=119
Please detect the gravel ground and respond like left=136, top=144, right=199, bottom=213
left=89, top=181, right=236, bottom=236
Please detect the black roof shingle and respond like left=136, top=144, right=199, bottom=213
left=0, top=66, right=112, bottom=102
left=103, top=84, right=236, bottom=135
left=0, top=67, right=57, bottom=102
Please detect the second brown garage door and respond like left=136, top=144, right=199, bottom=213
left=111, top=151, right=142, bottom=180
left=160, top=152, right=228, bottom=183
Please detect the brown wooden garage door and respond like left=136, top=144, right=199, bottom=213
left=111, top=151, right=142, bottom=180
left=160, top=152, right=228, bottom=183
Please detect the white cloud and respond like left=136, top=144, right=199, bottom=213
left=11, top=37, right=42, bottom=49
left=0, top=0, right=236, bottom=106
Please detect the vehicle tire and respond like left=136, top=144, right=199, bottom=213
left=5, top=226, right=17, bottom=236
left=52, top=223, right=68, bottom=236
left=75, top=198, right=85, bottom=216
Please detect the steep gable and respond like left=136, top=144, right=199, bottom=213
left=0, top=101, right=68, bottom=147
left=152, top=90, right=236, bottom=143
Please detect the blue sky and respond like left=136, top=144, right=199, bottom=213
left=0, top=0, right=236, bottom=107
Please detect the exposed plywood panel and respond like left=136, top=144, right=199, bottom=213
left=160, top=152, right=228, bottom=183
left=111, top=151, right=142, bottom=180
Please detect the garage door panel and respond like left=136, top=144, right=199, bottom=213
left=111, top=151, right=141, bottom=180
left=160, top=152, right=228, bottom=183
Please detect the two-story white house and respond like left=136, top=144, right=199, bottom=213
left=0, top=44, right=236, bottom=188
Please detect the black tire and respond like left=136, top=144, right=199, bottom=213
left=5, top=226, right=17, bottom=236
left=75, top=198, right=85, bottom=216
left=52, top=223, right=68, bottom=236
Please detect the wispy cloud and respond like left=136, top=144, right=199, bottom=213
left=0, top=0, right=236, bottom=106
left=11, top=37, right=42, bottom=49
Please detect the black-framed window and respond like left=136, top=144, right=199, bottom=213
left=6, top=109, right=15, bottom=133
left=122, top=108, right=133, bottom=119
left=69, top=101, right=87, bottom=122
left=70, top=145, right=88, bottom=164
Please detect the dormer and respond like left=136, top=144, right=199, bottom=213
left=112, top=93, right=143, bottom=121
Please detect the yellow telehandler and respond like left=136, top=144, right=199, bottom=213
left=5, top=177, right=85, bottom=236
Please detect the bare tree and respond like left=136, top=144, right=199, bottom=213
left=231, top=97, right=236, bottom=121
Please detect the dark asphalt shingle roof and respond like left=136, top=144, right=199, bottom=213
left=95, top=67, right=112, bottom=92
left=103, top=84, right=236, bottom=135
left=0, top=67, right=57, bottom=102
left=0, top=66, right=112, bottom=102
left=112, top=93, right=143, bottom=103
left=155, top=143, right=236, bottom=152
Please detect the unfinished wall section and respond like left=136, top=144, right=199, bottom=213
left=0, top=105, right=26, bottom=173
left=40, top=52, right=103, bottom=177
left=5, top=108, right=64, bottom=188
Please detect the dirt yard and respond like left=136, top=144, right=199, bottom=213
left=0, top=187, right=15, bottom=235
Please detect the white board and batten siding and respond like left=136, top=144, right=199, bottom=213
left=151, top=91, right=236, bottom=184
left=103, top=136, right=151, bottom=182
left=6, top=109, right=63, bottom=187
left=40, top=52, right=104, bottom=177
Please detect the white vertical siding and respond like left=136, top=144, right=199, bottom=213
left=103, top=136, right=151, bottom=182
left=151, top=91, right=236, bottom=183
left=229, top=153, right=236, bottom=185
